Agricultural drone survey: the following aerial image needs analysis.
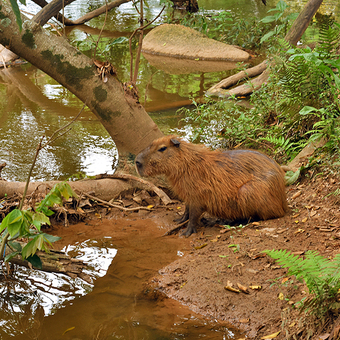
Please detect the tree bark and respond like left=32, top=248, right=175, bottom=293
left=31, top=0, right=75, bottom=26
left=0, top=0, right=163, bottom=156
left=32, top=0, right=77, bottom=25
left=284, top=0, right=324, bottom=46
left=207, top=0, right=324, bottom=98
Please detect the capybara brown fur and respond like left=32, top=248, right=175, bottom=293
left=135, top=135, right=288, bottom=236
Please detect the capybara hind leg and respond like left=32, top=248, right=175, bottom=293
left=181, top=205, right=204, bottom=237
left=174, top=205, right=189, bottom=223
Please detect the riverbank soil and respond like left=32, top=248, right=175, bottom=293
left=149, top=172, right=340, bottom=340
left=51, top=169, right=339, bottom=339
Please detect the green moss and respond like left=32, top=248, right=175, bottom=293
left=0, top=6, right=6, bottom=20
left=93, top=86, right=107, bottom=102
left=22, top=29, right=36, bottom=48
left=41, top=50, right=94, bottom=91
left=90, top=100, right=121, bottom=121
left=0, top=18, right=11, bottom=27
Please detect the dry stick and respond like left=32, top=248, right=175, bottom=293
left=93, top=0, right=109, bottom=61
left=163, top=220, right=188, bottom=236
left=82, top=192, right=154, bottom=212
left=129, top=5, right=166, bottom=82
left=96, top=173, right=172, bottom=205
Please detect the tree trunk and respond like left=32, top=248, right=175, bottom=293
left=0, top=0, right=163, bottom=156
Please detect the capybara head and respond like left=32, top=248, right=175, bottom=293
left=135, top=135, right=184, bottom=177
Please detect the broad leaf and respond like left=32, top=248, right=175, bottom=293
left=8, top=241, right=22, bottom=252
left=5, top=210, right=24, bottom=237
left=26, top=254, right=42, bottom=269
left=5, top=251, right=21, bottom=262
left=21, top=234, right=44, bottom=259
left=42, top=233, right=61, bottom=244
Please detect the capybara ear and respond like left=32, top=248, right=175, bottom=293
left=170, top=138, right=181, bottom=147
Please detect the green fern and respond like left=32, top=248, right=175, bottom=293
left=264, top=249, right=340, bottom=317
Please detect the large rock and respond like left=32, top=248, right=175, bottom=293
left=142, top=24, right=250, bottom=62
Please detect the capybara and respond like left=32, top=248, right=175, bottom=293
left=135, top=135, right=288, bottom=236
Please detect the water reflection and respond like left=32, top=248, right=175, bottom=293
left=0, top=238, right=116, bottom=339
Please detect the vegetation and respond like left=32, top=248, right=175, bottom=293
left=264, top=249, right=340, bottom=318
left=0, top=182, right=76, bottom=269
left=178, top=8, right=340, bottom=163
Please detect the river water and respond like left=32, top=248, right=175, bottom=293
left=0, top=1, right=339, bottom=339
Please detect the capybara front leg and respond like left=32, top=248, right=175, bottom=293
left=174, top=205, right=189, bottom=223
left=181, top=205, right=204, bottom=237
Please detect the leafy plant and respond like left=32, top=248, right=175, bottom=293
left=171, top=9, right=268, bottom=50
left=0, top=182, right=77, bottom=269
left=260, top=0, right=298, bottom=44
left=264, top=249, right=340, bottom=318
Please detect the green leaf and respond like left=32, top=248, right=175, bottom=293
left=299, top=106, right=319, bottom=116
left=5, top=251, right=21, bottom=262
left=42, top=233, right=61, bottom=244
left=21, top=234, right=44, bottom=259
left=5, top=209, right=24, bottom=237
left=260, top=31, right=275, bottom=43
left=9, top=0, right=23, bottom=31
left=285, top=169, right=300, bottom=185
left=8, top=241, right=22, bottom=252
left=26, top=254, right=42, bottom=269
left=260, top=15, right=277, bottom=24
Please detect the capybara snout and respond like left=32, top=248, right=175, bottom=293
left=136, top=135, right=288, bottom=236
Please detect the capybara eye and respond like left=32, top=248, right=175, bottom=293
left=158, top=146, right=167, bottom=152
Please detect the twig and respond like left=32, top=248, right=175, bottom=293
left=129, top=5, right=166, bottom=82
left=162, top=220, right=188, bottom=236
left=81, top=192, right=154, bottom=212
left=42, top=102, right=86, bottom=148
left=93, top=0, right=109, bottom=60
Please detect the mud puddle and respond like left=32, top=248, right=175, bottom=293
left=0, top=214, right=242, bottom=339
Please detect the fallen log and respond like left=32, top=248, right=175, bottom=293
left=0, top=178, right=138, bottom=202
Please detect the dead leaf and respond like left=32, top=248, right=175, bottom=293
left=195, top=243, right=207, bottom=250
left=237, top=283, right=249, bottom=294
left=252, top=222, right=261, bottom=226
left=316, top=334, right=330, bottom=340
left=239, top=319, right=249, bottom=323
left=94, top=60, right=117, bottom=82
left=249, top=285, right=262, bottom=290
left=294, top=228, right=305, bottom=234
left=292, top=213, right=300, bottom=218
left=220, top=228, right=230, bottom=234
left=224, top=285, right=240, bottom=293
left=261, top=331, right=280, bottom=339
left=211, top=235, right=221, bottom=242
left=292, top=191, right=301, bottom=199
left=62, top=327, right=75, bottom=335
left=310, top=210, right=318, bottom=217
left=278, top=292, right=284, bottom=300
